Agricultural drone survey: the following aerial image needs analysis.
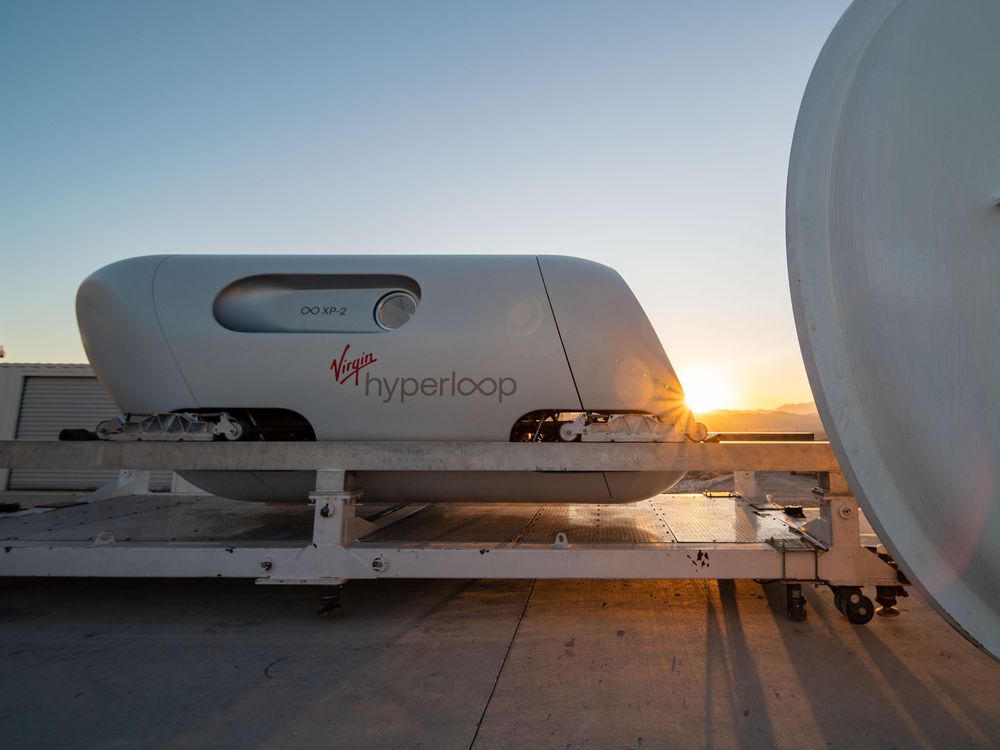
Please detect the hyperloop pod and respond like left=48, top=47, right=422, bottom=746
left=76, top=255, right=698, bottom=503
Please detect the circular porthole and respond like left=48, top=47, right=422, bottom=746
left=374, top=291, right=418, bottom=331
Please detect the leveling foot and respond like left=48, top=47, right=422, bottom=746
left=318, top=584, right=344, bottom=616
left=875, top=585, right=904, bottom=617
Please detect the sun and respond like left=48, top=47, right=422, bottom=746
left=676, top=366, right=736, bottom=413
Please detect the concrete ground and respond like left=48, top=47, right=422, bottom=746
left=1, top=575, right=998, bottom=750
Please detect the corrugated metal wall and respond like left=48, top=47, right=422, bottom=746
left=9, top=376, right=173, bottom=490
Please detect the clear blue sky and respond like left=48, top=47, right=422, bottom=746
left=0, top=0, right=850, bottom=409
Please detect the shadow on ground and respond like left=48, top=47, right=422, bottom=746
left=1, top=577, right=997, bottom=750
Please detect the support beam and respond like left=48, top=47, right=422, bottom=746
left=0, top=540, right=900, bottom=585
left=0, top=440, right=841, bottom=473
left=0, top=440, right=903, bottom=595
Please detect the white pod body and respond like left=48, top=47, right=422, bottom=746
left=77, top=255, right=689, bottom=502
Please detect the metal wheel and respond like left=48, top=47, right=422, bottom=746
left=838, top=587, right=875, bottom=625
left=221, top=420, right=249, bottom=441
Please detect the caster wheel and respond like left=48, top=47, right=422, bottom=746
left=222, top=420, right=250, bottom=441
left=786, top=584, right=807, bottom=621
left=838, top=587, right=875, bottom=624
left=833, top=587, right=844, bottom=612
left=788, top=600, right=808, bottom=621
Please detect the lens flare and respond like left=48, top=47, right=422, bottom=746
left=676, top=367, right=735, bottom=413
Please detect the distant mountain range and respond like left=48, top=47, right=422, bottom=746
left=694, top=402, right=826, bottom=438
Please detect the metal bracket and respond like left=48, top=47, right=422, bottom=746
left=310, top=470, right=375, bottom=546
left=768, top=537, right=821, bottom=581
left=82, top=469, right=151, bottom=502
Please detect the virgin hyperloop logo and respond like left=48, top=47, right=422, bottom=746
left=330, top=344, right=378, bottom=386
left=329, top=344, right=517, bottom=403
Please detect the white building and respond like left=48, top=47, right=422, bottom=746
left=0, top=363, right=174, bottom=491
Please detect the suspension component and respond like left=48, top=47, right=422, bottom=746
left=96, top=412, right=249, bottom=442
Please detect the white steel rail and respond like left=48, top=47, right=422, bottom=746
left=0, top=440, right=841, bottom=473
left=0, top=439, right=902, bottom=610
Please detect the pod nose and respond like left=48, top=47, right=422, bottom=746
left=76, top=255, right=195, bottom=413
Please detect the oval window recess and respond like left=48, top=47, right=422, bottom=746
left=214, top=274, right=421, bottom=333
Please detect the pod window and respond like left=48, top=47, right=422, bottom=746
left=214, top=274, right=421, bottom=333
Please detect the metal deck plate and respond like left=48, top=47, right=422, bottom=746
left=659, top=495, right=801, bottom=544
left=362, top=503, right=542, bottom=544
left=0, top=495, right=314, bottom=543
left=518, top=500, right=676, bottom=544
left=362, top=494, right=802, bottom=547
left=0, top=493, right=804, bottom=547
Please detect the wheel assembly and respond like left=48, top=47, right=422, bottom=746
left=835, top=587, right=875, bottom=625
left=786, top=583, right=807, bottom=622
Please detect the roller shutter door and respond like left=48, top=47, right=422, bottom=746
left=9, top=376, right=173, bottom=491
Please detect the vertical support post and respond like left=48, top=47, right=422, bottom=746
left=170, top=473, right=204, bottom=494
left=805, top=469, right=899, bottom=593
left=734, top=470, right=761, bottom=501
left=310, top=470, right=373, bottom=546
left=122, top=469, right=151, bottom=495
left=814, top=470, right=860, bottom=548
left=83, top=469, right=151, bottom=502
